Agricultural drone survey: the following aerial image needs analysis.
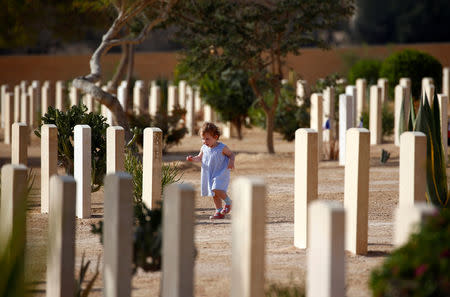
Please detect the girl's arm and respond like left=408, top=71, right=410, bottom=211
left=222, top=145, right=235, bottom=169
left=186, top=149, right=203, bottom=162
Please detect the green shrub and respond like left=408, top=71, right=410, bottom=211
left=265, top=283, right=305, bottom=297
left=379, top=49, right=442, bottom=100
left=127, top=105, right=188, bottom=152
left=347, top=59, right=382, bottom=85
left=359, top=105, right=394, bottom=137
left=35, top=105, right=108, bottom=192
left=370, top=208, right=450, bottom=297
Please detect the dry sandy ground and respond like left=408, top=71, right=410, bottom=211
left=0, top=127, right=428, bottom=296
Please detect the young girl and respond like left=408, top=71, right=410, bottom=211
left=186, top=122, right=235, bottom=219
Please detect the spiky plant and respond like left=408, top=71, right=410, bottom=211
left=406, top=94, right=449, bottom=207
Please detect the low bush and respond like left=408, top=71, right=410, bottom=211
left=379, top=49, right=442, bottom=100
left=36, top=105, right=108, bottom=192
left=347, top=59, right=382, bottom=85
left=370, top=208, right=450, bottom=297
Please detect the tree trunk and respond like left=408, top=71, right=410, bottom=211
left=106, top=44, right=130, bottom=93
left=265, top=109, right=275, bottom=154
left=124, top=44, right=135, bottom=112
left=72, top=78, right=133, bottom=143
left=233, top=117, right=243, bottom=140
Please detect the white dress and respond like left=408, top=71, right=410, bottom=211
left=200, top=142, right=230, bottom=196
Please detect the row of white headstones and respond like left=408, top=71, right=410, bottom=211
left=0, top=79, right=235, bottom=142
left=302, top=67, right=449, bottom=166
left=1, top=117, right=437, bottom=297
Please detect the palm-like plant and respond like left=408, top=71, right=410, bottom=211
left=405, top=94, right=449, bottom=207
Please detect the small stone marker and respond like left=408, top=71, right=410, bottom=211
left=161, top=183, right=195, bottom=297
left=186, top=86, right=195, bottom=136
left=443, top=67, right=450, bottom=98
left=231, top=177, right=266, bottom=297
left=41, top=82, right=52, bottom=117
left=83, top=93, right=94, bottom=113
left=0, top=164, right=27, bottom=297
left=29, top=84, right=39, bottom=128
left=167, top=84, right=178, bottom=116
left=106, top=126, right=125, bottom=174
left=194, top=87, right=202, bottom=113
left=399, top=77, right=411, bottom=99
left=4, top=92, right=14, bottom=144
left=437, top=94, right=448, bottom=164
left=377, top=78, right=389, bottom=104
left=14, top=85, right=21, bottom=123
left=394, top=202, right=436, bottom=247
left=74, top=125, right=91, bottom=218
left=394, top=84, right=408, bottom=146
left=421, top=77, right=434, bottom=104
left=322, top=86, right=335, bottom=142
left=356, top=78, right=367, bottom=124
left=104, top=173, right=133, bottom=297
left=142, top=127, right=162, bottom=209
left=69, top=85, right=79, bottom=107
left=46, top=175, right=76, bottom=297
left=307, top=200, right=345, bottom=297
left=310, top=93, right=323, bottom=160
left=55, top=80, right=66, bottom=111
left=296, top=79, right=308, bottom=106
left=11, top=123, right=28, bottom=165
left=345, top=85, right=357, bottom=126
left=369, top=85, right=382, bottom=145
left=1, top=84, right=9, bottom=128
left=204, top=104, right=215, bottom=122
left=133, top=80, right=145, bottom=115
left=399, top=132, right=427, bottom=208
left=20, top=89, right=29, bottom=125
left=41, top=124, right=58, bottom=214
left=344, top=128, right=370, bottom=255
left=294, top=129, right=318, bottom=249
left=117, top=84, right=126, bottom=110
left=339, top=94, right=353, bottom=166
left=178, top=80, right=187, bottom=109
left=149, top=85, right=161, bottom=117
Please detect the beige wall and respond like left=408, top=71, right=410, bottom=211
left=1, top=43, right=449, bottom=86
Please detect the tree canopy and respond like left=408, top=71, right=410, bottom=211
left=172, top=0, right=355, bottom=153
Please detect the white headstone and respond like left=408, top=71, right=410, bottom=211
left=41, top=124, right=58, bottom=214
left=369, top=85, right=382, bottom=145
left=231, top=177, right=266, bottom=297
left=46, top=175, right=76, bottom=297
left=394, top=202, right=436, bottom=247
left=322, top=86, right=335, bottom=142
left=356, top=79, right=367, bottom=125
left=161, top=183, right=195, bottom=297
left=399, top=132, right=427, bottom=208
left=74, top=125, right=91, bottom=218
left=103, top=173, right=133, bottom=297
left=344, top=128, right=370, bottom=255
left=437, top=94, right=448, bottom=165
left=142, top=127, right=163, bottom=209
left=339, top=94, right=353, bottom=166
left=310, top=93, right=323, bottom=160
left=394, top=85, right=408, bottom=146
left=377, top=78, right=389, bottom=104
left=307, top=200, right=345, bottom=297
left=294, top=129, right=318, bottom=249
left=167, top=84, right=178, bottom=116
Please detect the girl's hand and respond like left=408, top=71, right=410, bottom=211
left=186, top=155, right=193, bottom=161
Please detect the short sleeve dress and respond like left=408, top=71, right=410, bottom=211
left=200, top=142, right=230, bottom=197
